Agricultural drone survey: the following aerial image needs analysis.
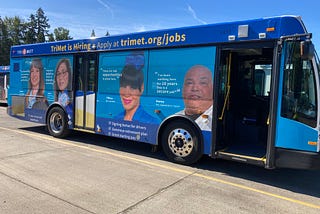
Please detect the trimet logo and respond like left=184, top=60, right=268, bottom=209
left=15, top=48, right=34, bottom=55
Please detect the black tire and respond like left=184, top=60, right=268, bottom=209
left=47, top=107, right=70, bottom=138
left=161, top=120, right=203, bottom=165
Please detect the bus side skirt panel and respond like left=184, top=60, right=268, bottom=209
left=275, top=148, right=320, bottom=170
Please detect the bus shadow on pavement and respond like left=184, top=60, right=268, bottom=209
left=196, top=156, right=320, bottom=199
left=20, top=125, right=320, bottom=199
left=19, top=125, right=168, bottom=161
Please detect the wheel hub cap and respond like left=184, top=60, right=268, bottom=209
left=168, top=128, right=194, bottom=157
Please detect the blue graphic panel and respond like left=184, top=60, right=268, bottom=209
left=11, top=16, right=306, bottom=57
left=96, top=117, right=159, bottom=144
left=148, top=47, right=216, bottom=97
left=98, top=51, right=148, bottom=94
left=96, top=47, right=216, bottom=153
left=9, top=55, right=74, bottom=125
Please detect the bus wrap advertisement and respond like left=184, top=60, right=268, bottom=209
left=9, top=46, right=215, bottom=154
left=95, top=47, right=215, bottom=153
left=9, top=56, right=74, bottom=124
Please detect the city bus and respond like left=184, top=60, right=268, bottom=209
left=0, top=66, right=10, bottom=103
left=8, top=15, right=320, bottom=169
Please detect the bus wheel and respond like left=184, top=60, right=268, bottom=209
left=161, top=120, right=202, bottom=165
left=47, top=107, right=70, bottom=138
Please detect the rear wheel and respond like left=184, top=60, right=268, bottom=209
left=161, top=120, right=203, bottom=165
left=47, top=107, right=70, bottom=138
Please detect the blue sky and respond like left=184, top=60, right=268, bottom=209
left=1, top=0, right=320, bottom=51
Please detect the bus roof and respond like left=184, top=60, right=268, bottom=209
left=0, top=66, right=10, bottom=73
left=11, top=15, right=307, bottom=58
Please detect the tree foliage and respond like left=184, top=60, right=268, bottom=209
left=4, top=16, right=25, bottom=45
left=0, top=17, right=10, bottom=64
left=90, top=29, right=96, bottom=38
left=0, top=8, right=73, bottom=65
left=54, top=27, right=73, bottom=41
left=24, top=14, right=37, bottom=44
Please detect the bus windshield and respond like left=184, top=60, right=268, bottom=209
left=281, top=41, right=317, bottom=127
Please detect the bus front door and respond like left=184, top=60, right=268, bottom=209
left=274, top=40, right=319, bottom=169
left=215, top=45, right=274, bottom=166
left=74, top=54, right=97, bottom=130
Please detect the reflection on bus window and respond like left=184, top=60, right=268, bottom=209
left=281, top=41, right=317, bottom=127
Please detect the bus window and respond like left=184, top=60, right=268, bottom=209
left=254, top=64, right=271, bottom=97
left=281, top=42, right=317, bottom=127
left=88, top=59, right=96, bottom=92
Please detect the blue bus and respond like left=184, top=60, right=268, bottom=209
left=0, top=66, right=10, bottom=103
left=8, top=15, right=320, bottom=169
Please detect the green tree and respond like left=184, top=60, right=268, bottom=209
left=35, top=8, right=50, bottom=43
left=0, top=17, right=10, bottom=65
left=90, top=29, right=96, bottom=38
left=4, top=16, right=25, bottom=45
left=0, top=8, right=73, bottom=63
left=53, top=27, right=73, bottom=41
left=47, top=33, right=55, bottom=42
left=24, top=14, right=37, bottom=44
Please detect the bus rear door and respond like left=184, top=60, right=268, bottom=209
left=74, top=53, right=98, bottom=131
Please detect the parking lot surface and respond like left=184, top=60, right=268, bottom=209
left=0, top=105, right=319, bottom=213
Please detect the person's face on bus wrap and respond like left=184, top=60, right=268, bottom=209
left=119, top=84, right=143, bottom=112
left=30, top=65, right=40, bottom=89
left=183, top=65, right=213, bottom=115
left=56, top=62, right=69, bottom=91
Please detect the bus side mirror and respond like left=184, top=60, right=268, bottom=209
left=300, top=41, right=314, bottom=60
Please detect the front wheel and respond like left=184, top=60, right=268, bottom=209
left=47, top=107, right=70, bottom=138
left=161, top=120, right=203, bottom=165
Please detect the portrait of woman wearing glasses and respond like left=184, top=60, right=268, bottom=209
left=54, top=58, right=73, bottom=111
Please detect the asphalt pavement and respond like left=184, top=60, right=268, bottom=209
left=0, top=105, right=319, bottom=214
